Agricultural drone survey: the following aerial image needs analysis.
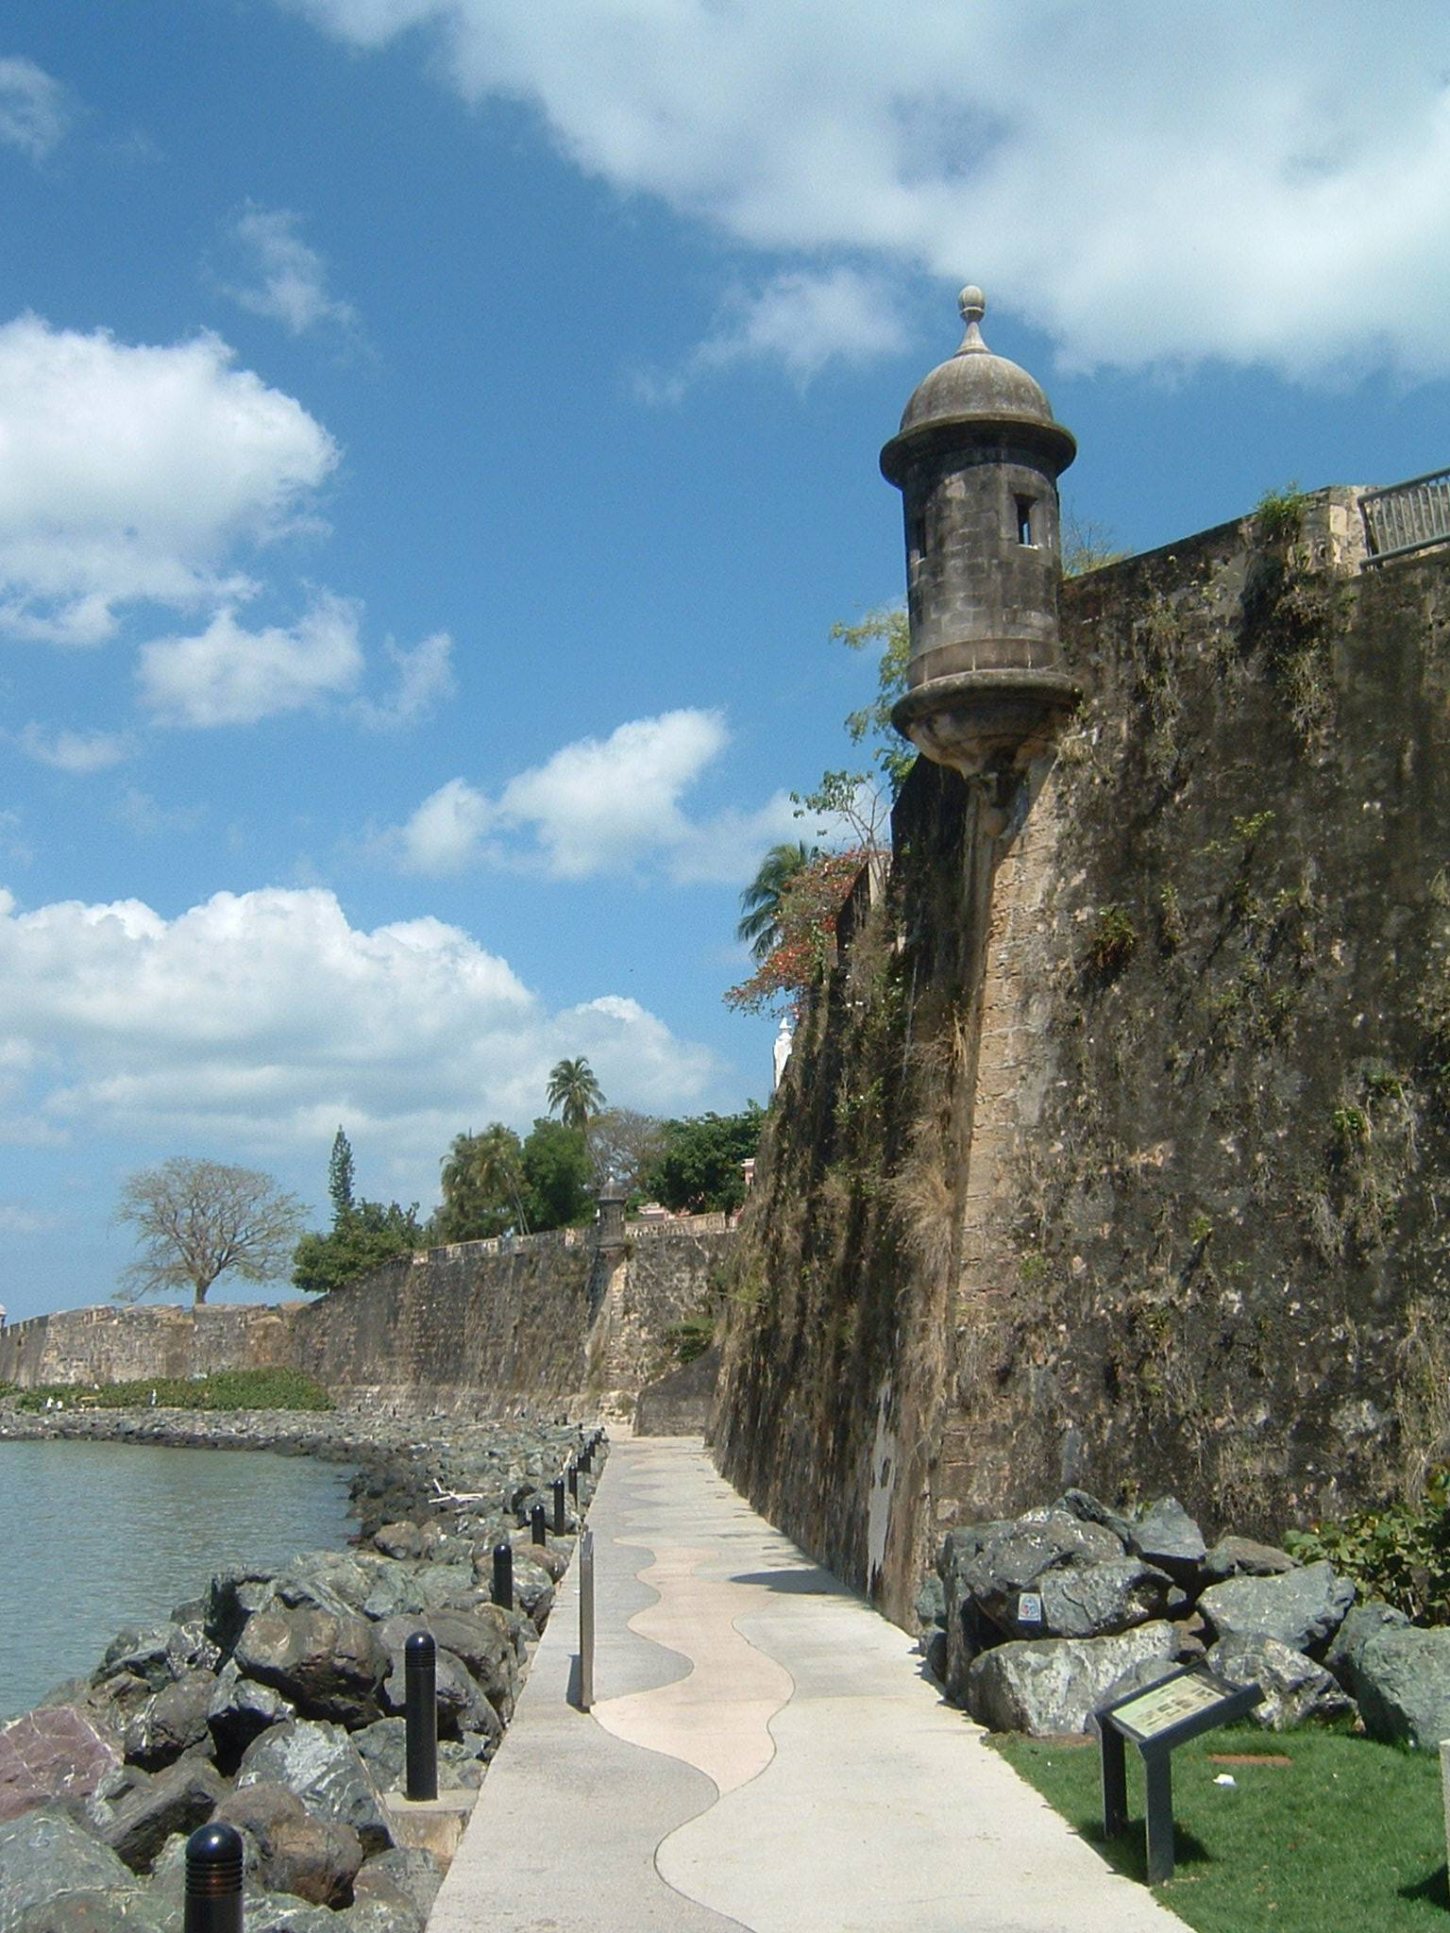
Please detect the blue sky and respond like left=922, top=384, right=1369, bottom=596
left=3, top=1, right=1450, bottom=1317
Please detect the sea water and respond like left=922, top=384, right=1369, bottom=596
left=0, top=1438, right=355, bottom=1720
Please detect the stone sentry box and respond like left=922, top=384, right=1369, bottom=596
left=1097, top=1666, right=1263, bottom=1884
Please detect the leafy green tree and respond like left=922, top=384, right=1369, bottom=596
left=520, top=1117, right=594, bottom=1229
left=831, top=604, right=913, bottom=793
left=736, top=841, right=817, bottom=965
left=644, top=1106, right=764, bottom=1214
left=293, top=1198, right=424, bottom=1295
left=435, top=1124, right=528, bottom=1241
left=115, top=1158, right=305, bottom=1305
left=546, top=1057, right=605, bottom=1132
left=327, top=1127, right=355, bottom=1221
left=292, top=1132, right=422, bottom=1294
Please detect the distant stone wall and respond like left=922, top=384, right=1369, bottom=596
left=290, top=1245, right=595, bottom=1408
left=1, top=1223, right=733, bottom=1412
left=0, top=1303, right=299, bottom=1390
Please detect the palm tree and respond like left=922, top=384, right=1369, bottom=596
left=438, top=1124, right=528, bottom=1238
left=736, top=841, right=816, bottom=964
left=547, top=1057, right=605, bottom=1132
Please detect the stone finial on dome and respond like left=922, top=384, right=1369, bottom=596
left=957, top=285, right=987, bottom=353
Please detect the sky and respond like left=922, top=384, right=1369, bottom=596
left=3, top=1, right=1450, bottom=1319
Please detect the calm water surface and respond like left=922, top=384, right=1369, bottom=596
left=0, top=1439, right=355, bottom=1719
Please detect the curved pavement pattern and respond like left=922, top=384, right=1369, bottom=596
left=427, top=1436, right=1188, bottom=1933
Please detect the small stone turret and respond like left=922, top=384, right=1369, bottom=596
left=881, top=285, right=1079, bottom=778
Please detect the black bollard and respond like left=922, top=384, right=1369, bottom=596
left=531, top=1502, right=547, bottom=1546
left=568, top=1460, right=579, bottom=1500
left=552, top=1475, right=566, bottom=1533
left=184, top=1821, right=244, bottom=1933
left=492, top=1539, right=514, bottom=1610
left=404, top=1630, right=438, bottom=1802
left=579, top=1442, right=592, bottom=1474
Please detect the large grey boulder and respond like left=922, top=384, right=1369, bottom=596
left=505, top=1556, right=556, bottom=1629
left=233, top=1609, right=387, bottom=1727
left=954, top=1510, right=1130, bottom=1641
left=1208, top=1633, right=1353, bottom=1730
left=1325, top=1601, right=1411, bottom=1695
left=1201, top=1536, right=1297, bottom=1582
left=237, top=1721, right=393, bottom=1854
left=1351, top=1626, right=1450, bottom=1749
left=371, top=1523, right=424, bottom=1562
left=1129, top=1497, right=1207, bottom=1584
left=215, top=1781, right=363, bottom=1907
left=0, top=1806, right=137, bottom=1930
left=1034, top=1559, right=1182, bottom=1640
left=90, top=1757, right=226, bottom=1873
left=10, top=1889, right=174, bottom=1932
left=206, top=1660, right=295, bottom=1768
left=966, top=1621, right=1179, bottom=1735
left=1057, top=1490, right=1137, bottom=1550
left=203, top=1569, right=280, bottom=1656
left=94, top=1624, right=220, bottom=1694
left=119, top=1672, right=218, bottom=1770
left=1198, top=1561, right=1354, bottom=1654
left=353, top=1850, right=443, bottom=1924
left=938, top=1521, right=1014, bottom=1702
left=0, top=1706, right=122, bottom=1822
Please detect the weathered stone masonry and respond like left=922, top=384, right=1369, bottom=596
left=1, top=1221, right=733, bottom=1410
left=714, top=499, right=1450, bottom=1629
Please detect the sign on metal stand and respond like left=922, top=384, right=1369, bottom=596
left=1098, top=1666, right=1262, bottom=1883
left=579, top=1528, right=595, bottom=1711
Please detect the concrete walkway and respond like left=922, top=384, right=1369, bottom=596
left=428, top=1436, right=1188, bottom=1933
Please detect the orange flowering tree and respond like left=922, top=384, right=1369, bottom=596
left=724, top=848, right=867, bottom=1018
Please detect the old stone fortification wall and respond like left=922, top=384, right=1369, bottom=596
left=2, top=1222, right=729, bottom=1411
left=0, top=1302, right=298, bottom=1390
left=714, top=495, right=1450, bottom=1626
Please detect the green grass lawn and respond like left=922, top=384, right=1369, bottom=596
left=991, top=1722, right=1447, bottom=1931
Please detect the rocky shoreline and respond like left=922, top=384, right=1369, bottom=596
left=0, top=1401, right=605, bottom=1932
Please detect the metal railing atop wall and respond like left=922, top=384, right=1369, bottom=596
left=1361, top=467, right=1450, bottom=564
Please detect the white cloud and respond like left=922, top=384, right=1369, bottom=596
left=17, top=724, right=133, bottom=773
left=387, top=709, right=804, bottom=883
left=288, top=0, right=1450, bottom=381
left=0, top=316, right=338, bottom=645
left=353, top=630, right=456, bottom=729
left=498, top=710, right=729, bottom=878
left=392, top=775, right=494, bottom=873
left=641, top=268, right=910, bottom=400
left=0, top=884, right=718, bottom=1191
left=138, top=593, right=365, bottom=726
left=0, top=57, right=69, bottom=161
left=224, top=206, right=360, bottom=339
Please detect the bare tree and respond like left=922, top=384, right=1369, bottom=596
left=114, top=1157, right=305, bottom=1305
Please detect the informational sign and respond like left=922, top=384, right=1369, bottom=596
left=1109, top=1670, right=1231, bottom=1743
left=1016, top=1592, right=1044, bottom=1627
left=1097, top=1666, right=1262, bottom=1884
